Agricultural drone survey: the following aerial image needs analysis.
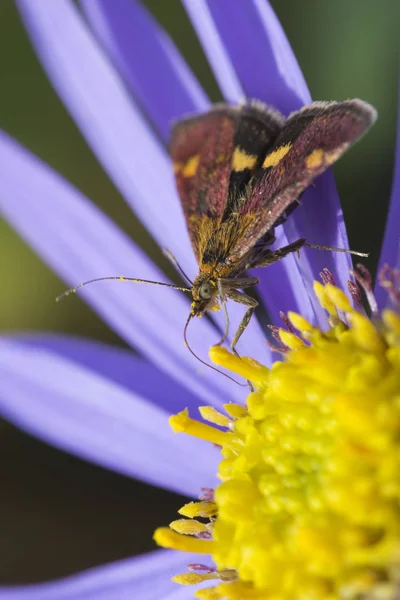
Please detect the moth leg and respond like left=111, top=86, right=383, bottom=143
left=218, top=276, right=259, bottom=290
left=215, top=279, right=230, bottom=346
left=214, top=277, right=259, bottom=346
left=226, top=289, right=259, bottom=351
left=251, top=238, right=306, bottom=268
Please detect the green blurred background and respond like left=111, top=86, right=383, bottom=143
left=0, top=0, right=398, bottom=585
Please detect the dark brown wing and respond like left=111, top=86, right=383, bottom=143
left=170, top=102, right=284, bottom=261
left=225, top=99, right=377, bottom=267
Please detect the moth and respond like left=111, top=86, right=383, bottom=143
left=58, top=99, right=376, bottom=360
left=170, top=99, right=376, bottom=350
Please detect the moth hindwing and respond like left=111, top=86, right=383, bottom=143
left=170, top=99, right=376, bottom=350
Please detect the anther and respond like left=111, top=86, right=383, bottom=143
left=279, top=311, right=295, bottom=333
left=199, top=488, right=215, bottom=501
left=348, top=279, right=363, bottom=310
left=320, top=267, right=336, bottom=286
left=267, top=325, right=289, bottom=353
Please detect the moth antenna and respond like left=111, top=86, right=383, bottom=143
left=304, top=243, right=369, bottom=258
left=56, top=276, right=191, bottom=303
left=184, top=314, right=246, bottom=386
left=162, top=248, right=193, bottom=285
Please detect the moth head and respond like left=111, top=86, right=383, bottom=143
left=191, top=277, right=220, bottom=316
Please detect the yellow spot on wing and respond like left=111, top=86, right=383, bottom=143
left=263, top=143, right=291, bottom=168
left=305, top=148, right=325, bottom=169
left=232, top=148, right=257, bottom=171
left=182, top=154, right=199, bottom=177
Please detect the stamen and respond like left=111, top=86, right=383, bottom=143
left=170, top=409, right=227, bottom=446
left=320, top=267, right=336, bottom=286
left=153, top=527, right=214, bottom=553
left=199, top=406, right=231, bottom=428
left=209, top=347, right=268, bottom=386
left=266, top=339, right=288, bottom=354
left=279, top=311, right=295, bottom=333
left=278, top=329, right=306, bottom=350
left=324, top=283, right=352, bottom=312
left=170, top=519, right=210, bottom=536
left=173, top=572, right=219, bottom=585
left=287, top=311, right=314, bottom=333
left=313, top=280, right=336, bottom=316
left=179, top=501, right=218, bottom=518
left=347, top=311, right=386, bottom=353
left=382, top=309, right=400, bottom=336
left=188, top=564, right=216, bottom=573
left=173, top=567, right=237, bottom=588
left=267, top=325, right=289, bottom=353
left=199, top=488, right=215, bottom=501
left=223, top=404, right=247, bottom=419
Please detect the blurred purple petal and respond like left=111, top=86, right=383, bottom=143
left=16, top=0, right=270, bottom=363
left=204, top=0, right=310, bottom=113
left=0, top=131, right=247, bottom=403
left=181, top=0, right=244, bottom=103
left=15, top=334, right=204, bottom=417
left=80, top=0, right=208, bottom=142
left=0, top=338, right=218, bottom=495
left=0, top=550, right=204, bottom=599
left=376, top=89, right=400, bottom=308
left=16, top=0, right=195, bottom=277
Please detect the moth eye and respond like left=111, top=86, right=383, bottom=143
left=199, top=282, right=213, bottom=300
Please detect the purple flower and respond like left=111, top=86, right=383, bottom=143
left=0, top=1, right=397, bottom=598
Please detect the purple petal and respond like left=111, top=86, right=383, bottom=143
left=0, top=131, right=247, bottom=403
left=376, top=90, right=400, bottom=308
left=15, top=334, right=204, bottom=417
left=0, top=550, right=204, bottom=599
left=0, top=338, right=218, bottom=496
left=16, top=0, right=270, bottom=363
left=79, top=0, right=208, bottom=142
left=180, top=0, right=244, bottom=103
left=184, top=0, right=352, bottom=325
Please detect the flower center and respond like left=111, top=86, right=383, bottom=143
left=154, top=282, right=400, bottom=599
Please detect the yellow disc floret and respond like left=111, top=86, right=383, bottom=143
left=155, top=282, right=400, bottom=599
